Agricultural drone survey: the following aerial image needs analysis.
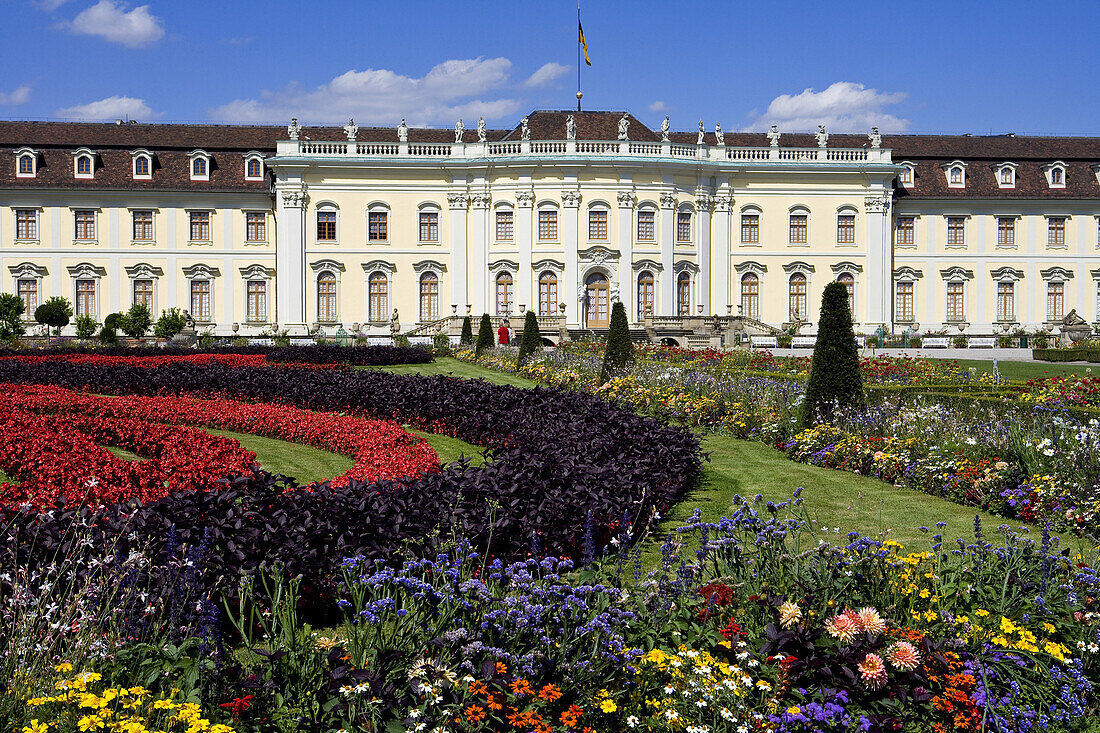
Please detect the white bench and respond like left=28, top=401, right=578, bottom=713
left=366, top=336, right=394, bottom=346
left=408, top=336, right=432, bottom=346
left=751, top=335, right=778, bottom=348
left=922, top=337, right=950, bottom=348
left=251, top=337, right=274, bottom=347
left=289, top=338, right=316, bottom=346
left=792, top=336, right=817, bottom=348
left=968, top=337, right=996, bottom=348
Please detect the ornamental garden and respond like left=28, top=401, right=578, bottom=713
left=1, top=288, right=1099, bottom=733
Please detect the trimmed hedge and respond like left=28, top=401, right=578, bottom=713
left=0, top=344, right=433, bottom=366
left=0, top=360, right=702, bottom=586
left=1032, top=347, right=1100, bottom=363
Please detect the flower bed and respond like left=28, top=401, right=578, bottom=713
left=0, top=343, right=433, bottom=366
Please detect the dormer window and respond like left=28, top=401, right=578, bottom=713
left=1044, top=162, right=1066, bottom=188
left=942, top=160, right=966, bottom=189
left=72, top=148, right=96, bottom=179
left=131, top=149, right=153, bottom=180
left=15, top=148, right=37, bottom=178
left=897, top=161, right=915, bottom=187
left=243, top=152, right=264, bottom=181
left=189, top=150, right=211, bottom=181
left=995, top=163, right=1017, bottom=189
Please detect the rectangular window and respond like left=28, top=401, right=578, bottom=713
left=895, top=282, right=914, bottom=322
left=368, top=211, right=388, bottom=241
left=495, top=210, right=514, bottom=241
left=895, top=216, right=914, bottom=246
left=15, top=209, right=37, bottom=240
left=997, top=217, right=1016, bottom=247
left=189, top=211, right=211, bottom=242
left=246, top=212, right=266, bottom=242
left=946, top=281, right=965, bottom=321
left=637, top=210, right=655, bottom=241
left=1048, top=217, right=1066, bottom=247
left=317, top=210, right=337, bottom=241
left=588, top=210, right=608, bottom=240
left=74, top=210, right=96, bottom=240
left=132, top=210, right=154, bottom=241
left=317, top=276, right=337, bottom=323
left=1047, top=282, right=1065, bottom=321
left=17, top=279, right=37, bottom=317
left=676, top=212, right=692, bottom=242
left=247, top=280, right=267, bottom=323
left=539, top=274, right=558, bottom=316
left=419, top=211, right=439, bottom=242
left=368, top=275, right=388, bottom=322
left=75, top=279, right=96, bottom=317
left=132, top=279, right=153, bottom=310
left=997, top=281, right=1015, bottom=321
left=538, top=210, right=558, bottom=240
left=741, top=214, right=759, bottom=244
left=836, top=214, right=856, bottom=244
left=946, top=217, right=965, bottom=246
left=190, top=280, right=211, bottom=321
left=789, top=214, right=808, bottom=244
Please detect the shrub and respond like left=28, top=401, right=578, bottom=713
left=475, top=313, right=493, bottom=358
left=460, top=315, right=474, bottom=345
left=97, top=324, right=118, bottom=345
left=74, top=314, right=98, bottom=339
left=599, top=302, right=634, bottom=383
left=517, top=310, right=541, bottom=365
left=432, top=332, right=451, bottom=355
left=154, top=307, right=187, bottom=340
left=800, top=281, right=863, bottom=427
left=997, top=335, right=1014, bottom=348
left=394, top=334, right=410, bottom=348
left=952, top=335, right=968, bottom=348
left=34, top=296, right=72, bottom=340
left=776, top=333, right=793, bottom=348
left=119, top=303, right=152, bottom=338
left=103, top=312, right=124, bottom=331
left=1032, top=333, right=1050, bottom=349
left=0, top=293, right=26, bottom=344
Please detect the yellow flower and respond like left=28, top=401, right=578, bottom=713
left=976, top=609, right=990, bottom=617
left=22, top=721, right=49, bottom=733
left=77, top=716, right=105, bottom=732
left=53, top=663, right=73, bottom=673
left=787, top=706, right=802, bottom=716
left=599, top=699, right=618, bottom=713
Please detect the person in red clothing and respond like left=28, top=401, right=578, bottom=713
left=497, top=319, right=510, bottom=345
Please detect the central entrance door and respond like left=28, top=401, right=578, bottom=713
left=585, top=272, right=609, bottom=328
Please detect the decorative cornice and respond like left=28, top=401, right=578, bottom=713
left=864, top=194, right=890, bottom=214
left=1040, top=266, right=1074, bottom=281
left=9, top=262, right=48, bottom=278
left=940, top=266, right=975, bottom=281
left=659, top=192, right=677, bottom=209
left=734, top=261, right=767, bottom=274
left=674, top=259, right=700, bottom=274
left=412, top=259, right=447, bottom=275
left=695, top=195, right=714, bottom=213
left=783, top=261, right=816, bottom=275
left=124, top=263, right=164, bottom=279
left=579, top=246, right=619, bottom=266
left=560, top=189, right=581, bottom=208
left=239, top=264, right=276, bottom=280
left=830, top=261, right=864, bottom=275
left=279, top=184, right=307, bottom=209
left=515, top=190, right=535, bottom=208
left=989, top=266, right=1024, bottom=282
left=308, top=259, right=345, bottom=274
left=469, top=192, right=492, bottom=209
left=893, top=266, right=923, bottom=281
left=489, top=259, right=520, bottom=274
left=362, top=260, right=396, bottom=276
left=616, top=190, right=636, bottom=208
left=713, top=195, right=734, bottom=212
left=67, top=262, right=108, bottom=279
left=181, top=263, right=220, bottom=279
left=532, top=258, right=564, bottom=273
left=446, top=192, right=469, bottom=209
left=632, top=258, right=663, bottom=272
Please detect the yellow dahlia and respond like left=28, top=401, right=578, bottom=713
left=778, top=601, right=803, bottom=629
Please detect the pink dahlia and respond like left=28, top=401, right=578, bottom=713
left=825, top=612, right=860, bottom=644
left=886, top=641, right=921, bottom=672
left=857, top=607, right=886, bottom=636
left=858, top=653, right=888, bottom=690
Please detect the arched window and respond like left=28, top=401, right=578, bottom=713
left=837, top=273, right=855, bottom=316
left=419, top=273, right=439, bottom=321
left=1051, top=167, right=1063, bottom=185
left=246, top=158, right=261, bottom=178
left=789, top=273, right=807, bottom=321
left=538, top=272, right=558, bottom=316
left=997, top=281, right=1015, bottom=322
left=76, top=156, right=92, bottom=176
left=317, top=272, right=337, bottom=323
left=637, top=270, right=655, bottom=319
left=495, top=272, right=514, bottom=316
left=676, top=271, right=691, bottom=316
left=368, top=272, right=388, bottom=322
left=18, top=155, right=34, bottom=175
left=949, top=166, right=962, bottom=184
left=946, top=281, right=965, bottom=322
left=1047, top=281, right=1065, bottom=321
left=134, top=156, right=150, bottom=177
left=741, top=273, right=759, bottom=319
left=192, top=157, right=207, bottom=177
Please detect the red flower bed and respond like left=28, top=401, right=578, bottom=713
left=0, top=384, right=440, bottom=507
left=0, top=353, right=268, bottom=368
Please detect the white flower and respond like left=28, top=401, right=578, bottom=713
left=626, top=716, right=640, bottom=728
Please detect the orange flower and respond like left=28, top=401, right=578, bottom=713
left=560, top=704, right=584, bottom=729
left=486, top=693, right=504, bottom=711
left=468, top=679, right=488, bottom=697
left=509, top=679, right=535, bottom=696
left=496, top=661, right=508, bottom=676
left=538, top=684, right=562, bottom=702
left=465, top=704, right=487, bottom=722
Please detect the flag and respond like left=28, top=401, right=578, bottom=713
left=578, top=21, right=591, bottom=65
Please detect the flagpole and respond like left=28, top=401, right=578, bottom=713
left=576, top=0, right=582, bottom=111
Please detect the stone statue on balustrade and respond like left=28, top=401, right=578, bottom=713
left=660, top=115, right=670, bottom=142
left=390, top=309, right=400, bottom=339
left=343, top=118, right=358, bottom=142
left=565, top=114, right=575, bottom=140
left=454, top=119, right=464, bottom=143
left=397, top=118, right=408, bottom=142
left=697, top=120, right=705, bottom=145
left=287, top=118, right=301, bottom=141
left=868, top=126, right=882, bottom=148
left=520, top=116, right=531, bottom=141
left=477, top=117, right=486, bottom=142
left=815, top=125, right=829, bottom=148
left=617, top=113, right=630, bottom=140
left=767, top=124, right=781, bottom=147
left=714, top=122, right=724, bottom=146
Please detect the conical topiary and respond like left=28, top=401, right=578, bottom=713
left=475, top=313, right=493, bottom=359
left=800, top=281, right=864, bottom=427
left=599, top=301, right=634, bottom=383
left=517, top=310, right=541, bottom=365
left=460, top=315, right=474, bottom=345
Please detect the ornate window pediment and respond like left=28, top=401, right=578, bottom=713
left=67, top=262, right=107, bottom=279
left=831, top=261, right=863, bottom=277
left=9, top=262, right=47, bottom=279
left=578, top=246, right=619, bottom=267
left=990, top=266, right=1024, bottom=282
left=412, top=259, right=446, bottom=276
left=361, top=260, right=395, bottom=276
left=783, top=261, right=816, bottom=276
left=309, top=259, right=345, bottom=274
left=940, top=266, right=975, bottom=282
left=182, top=263, right=220, bottom=280
left=533, top=258, right=565, bottom=273
left=1040, top=266, right=1074, bottom=282
left=631, top=258, right=662, bottom=272
left=124, top=263, right=164, bottom=279
left=489, top=259, right=520, bottom=275
left=240, top=264, right=275, bottom=280
left=674, top=259, right=700, bottom=275
left=734, top=260, right=768, bottom=275
left=893, top=266, right=923, bottom=281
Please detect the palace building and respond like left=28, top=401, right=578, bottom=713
left=2, top=111, right=1098, bottom=342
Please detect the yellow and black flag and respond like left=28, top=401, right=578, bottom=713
left=578, top=21, right=591, bottom=65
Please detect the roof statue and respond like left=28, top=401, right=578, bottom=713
left=520, top=116, right=530, bottom=141
left=697, top=120, right=705, bottom=145
left=714, top=122, right=724, bottom=146
left=454, top=119, right=464, bottom=143
left=868, top=126, right=882, bottom=149
left=287, top=118, right=302, bottom=141
left=343, top=118, right=358, bottom=142
left=397, top=118, right=408, bottom=142
left=816, top=125, right=829, bottom=148
left=767, top=124, right=781, bottom=147
left=617, top=113, right=630, bottom=141
left=565, top=114, right=575, bottom=140
left=660, top=115, right=670, bottom=142
left=477, top=117, right=486, bottom=143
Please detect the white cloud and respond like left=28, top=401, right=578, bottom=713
left=34, top=0, right=71, bottom=10
left=211, top=57, right=524, bottom=125
left=523, top=62, right=569, bottom=88
left=69, top=1, right=165, bottom=48
left=0, top=86, right=32, bottom=106
left=648, top=100, right=669, bottom=112
left=56, top=95, right=155, bottom=120
left=745, top=81, right=909, bottom=133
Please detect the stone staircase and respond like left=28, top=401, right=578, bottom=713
left=566, top=327, right=651, bottom=343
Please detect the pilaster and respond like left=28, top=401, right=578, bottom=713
left=695, top=191, right=714, bottom=313
left=713, top=194, right=733, bottom=314
left=864, top=191, right=892, bottom=327
left=659, top=190, right=677, bottom=316
left=616, top=186, right=635, bottom=323
left=469, top=191, right=492, bottom=316
left=275, top=180, right=308, bottom=334
left=447, top=190, right=469, bottom=313
left=516, top=189, right=535, bottom=313
left=561, top=187, right=581, bottom=324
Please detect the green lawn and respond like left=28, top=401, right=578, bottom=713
left=408, top=427, right=486, bottom=466
left=927, top=357, right=1096, bottom=382
left=365, top=356, right=536, bottom=388
left=204, top=429, right=354, bottom=485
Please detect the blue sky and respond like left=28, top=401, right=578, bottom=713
left=3, top=0, right=1098, bottom=136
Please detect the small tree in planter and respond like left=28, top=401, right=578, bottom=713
left=0, top=293, right=26, bottom=344
left=475, top=313, right=493, bottom=358
left=599, top=301, right=634, bottom=383
left=460, top=315, right=474, bottom=345
left=517, top=310, right=541, bottom=365
left=74, top=314, right=97, bottom=339
left=154, top=308, right=187, bottom=340
left=800, top=282, right=863, bottom=427
left=119, top=303, right=152, bottom=339
left=98, top=312, right=122, bottom=345
left=35, top=296, right=73, bottom=343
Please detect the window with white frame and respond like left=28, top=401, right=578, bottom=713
left=1046, top=163, right=1066, bottom=188
left=419, top=209, right=439, bottom=242
left=189, top=211, right=211, bottom=242
left=190, top=279, right=211, bottom=322
left=789, top=210, right=808, bottom=244
left=16, top=149, right=36, bottom=178
left=741, top=273, right=759, bottom=319
left=15, top=209, right=38, bottom=240
left=946, top=281, right=965, bottom=322
left=895, top=216, right=915, bottom=246
left=788, top=273, right=807, bottom=321
left=1047, top=281, right=1065, bottom=321
left=997, top=164, right=1016, bottom=188
left=946, top=217, right=966, bottom=246
left=17, top=279, right=38, bottom=317
left=1047, top=217, right=1067, bottom=248
left=317, top=206, right=337, bottom=241
left=947, top=165, right=964, bottom=187
left=997, top=217, right=1016, bottom=247
left=637, top=270, right=654, bottom=319
left=895, top=281, right=915, bottom=322
left=419, top=272, right=439, bottom=321
left=189, top=151, right=210, bottom=181
left=588, top=208, right=608, bottom=240
left=368, top=272, right=388, bottom=322
left=495, top=272, right=514, bottom=316
left=677, top=271, right=691, bottom=316
left=676, top=211, right=692, bottom=242
left=996, top=281, right=1015, bottom=322
left=538, top=208, right=558, bottom=241
left=133, top=279, right=153, bottom=310
left=73, top=210, right=96, bottom=241
left=837, top=273, right=855, bottom=315
left=317, top=271, right=337, bottom=323
left=245, top=212, right=266, bottom=243
left=74, top=150, right=94, bottom=179
left=368, top=208, right=388, bottom=242
left=132, top=210, right=154, bottom=242
left=243, top=153, right=264, bottom=181
left=836, top=211, right=856, bottom=244
left=247, top=280, right=267, bottom=323
left=132, top=150, right=152, bottom=180
left=898, top=163, right=914, bottom=187
left=637, top=209, right=655, bottom=241
left=75, top=279, right=96, bottom=317
left=495, top=209, right=514, bottom=241
left=741, top=212, right=760, bottom=244
left=539, top=271, right=558, bottom=316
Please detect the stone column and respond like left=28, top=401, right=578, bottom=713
left=469, top=193, right=491, bottom=317
left=275, top=181, right=308, bottom=335
left=447, top=191, right=469, bottom=313
left=616, top=188, right=635, bottom=323
left=713, top=194, right=733, bottom=316
left=659, top=191, right=677, bottom=315
left=516, top=190, right=535, bottom=314
left=695, top=191, right=714, bottom=314
left=864, top=191, right=892, bottom=327
left=561, top=188, right=581, bottom=324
